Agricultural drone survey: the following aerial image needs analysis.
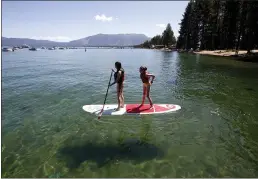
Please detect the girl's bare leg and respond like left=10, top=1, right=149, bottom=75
left=120, top=84, right=124, bottom=108
left=146, top=85, right=153, bottom=107
left=140, top=85, right=147, bottom=107
left=116, top=84, right=121, bottom=111
left=120, top=93, right=124, bottom=108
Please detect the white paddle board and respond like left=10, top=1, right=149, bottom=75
left=82, top=104, right=181, bottom=116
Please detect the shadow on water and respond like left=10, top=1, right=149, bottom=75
left=57, top=138, right=163, bottom=169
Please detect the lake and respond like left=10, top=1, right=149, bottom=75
left=2, top=48, right=258, bottom=177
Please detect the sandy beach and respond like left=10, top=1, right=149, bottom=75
left=194, top=50, right=258, bottom=57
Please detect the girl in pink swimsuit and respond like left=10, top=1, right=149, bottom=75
left=139, top=66, right=155, bottom=108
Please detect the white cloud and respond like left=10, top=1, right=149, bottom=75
left=31, top=36, right=72, bottom=42
left=95, top=14, right=113, bottom=22
left=156, top=24, right=166, bottom=28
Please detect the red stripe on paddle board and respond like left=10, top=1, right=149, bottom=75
left=126, top=104, right=154, bottom=113
left=126, top=104, right=176, bottom=114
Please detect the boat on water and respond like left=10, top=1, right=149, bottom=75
left=21, top=44, right=30, bottom=48
left=48, top=47, right=55, bottom=50
left=2, top=47, right=14, bottom=52
left=41, top=47, right=47, bottom=49
left=29, top=47, right=37, bottom=51
left=13, top=46, right=19, bottom=50
left=163, top=48, right=172, bottom=52
left=59, top=47, right=65, bottom=50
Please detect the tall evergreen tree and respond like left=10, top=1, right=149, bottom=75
left=189, top=0, right=201, bottom=50
left=150, top=35, right=162, bottom=45
left=176, top=1, right=193, bottom=49
left=245, top=1, right=258, bottom=53
left=235, top=0, right=248, bottom=54
left=162, top=23, right=176, bottom=47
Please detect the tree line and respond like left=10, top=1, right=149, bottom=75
left=135, top=23, right=177, bottom=48
left=176, top=0, right=258, bottom=53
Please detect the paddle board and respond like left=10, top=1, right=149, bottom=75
left=82, top=104, right=181, bottom=116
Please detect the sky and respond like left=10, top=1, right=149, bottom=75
left=2, top=1, right=189, bottom=42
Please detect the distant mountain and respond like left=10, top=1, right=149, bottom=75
left=2, top=37, right=66, bottom=47
left=2, top=34, right=150, bottom=47
left=68, top=34, right=150, bottom=46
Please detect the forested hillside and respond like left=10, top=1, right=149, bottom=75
left=176, top=0, right=258, bottom=53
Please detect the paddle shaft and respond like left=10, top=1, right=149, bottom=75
left=98, top=70, right=113, bottom=119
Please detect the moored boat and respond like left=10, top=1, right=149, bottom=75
left=13, top=46, right=19, bottom=50
left=22, top=44, right=30, bottom=48
left=2, top=47, right=14, bottom=52
left=29, top=47, right=37, bottom=51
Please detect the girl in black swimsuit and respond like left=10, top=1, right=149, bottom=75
left=109, top=62, right=125, bottom=111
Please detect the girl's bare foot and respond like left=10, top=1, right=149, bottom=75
left=138, top=104, right=144, bottom=108
left=115, top=107, right=121, bottom=111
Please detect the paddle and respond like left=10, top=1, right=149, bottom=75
left=98, top=70, right=114, bottom=119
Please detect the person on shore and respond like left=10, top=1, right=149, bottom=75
left=109, top=62, right=125, bottom=111
left=139, top=66, right=155, bottom=108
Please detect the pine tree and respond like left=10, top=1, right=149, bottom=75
left=245, top=1, right=258, bottom=53
left=176, top=1, right=193, bottom=49
left=189, top=0, right=201, bottom=50
left=235, top=0, right=247, bottom=54
left=162, top=23, right=176, bottom=47
left=150, top=35, right=162, bottom=45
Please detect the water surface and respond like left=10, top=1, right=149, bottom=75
left=2, top=49, right=258, bottom=177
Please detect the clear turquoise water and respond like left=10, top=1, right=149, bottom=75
left=2, top=49, right=258, bottom=177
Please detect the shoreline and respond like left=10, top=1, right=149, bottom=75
left=193, top=49, right=258, bottom=56
left=192, top=50, right=258, bottom=63
left=135, top=47, right=258, bottom=63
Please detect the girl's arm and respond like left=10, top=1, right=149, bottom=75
left=110, top=71, right=121, bottom=86
left=147, top=73, right=155, bottom=83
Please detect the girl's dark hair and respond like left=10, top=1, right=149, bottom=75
left=140, top=66, right=147, bottom=71
left=115, top=61, right=122, bottom=70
